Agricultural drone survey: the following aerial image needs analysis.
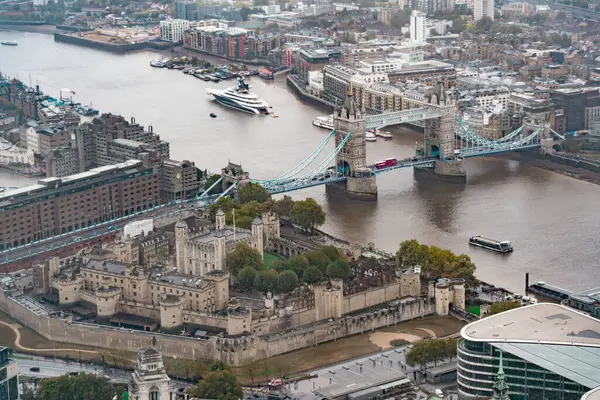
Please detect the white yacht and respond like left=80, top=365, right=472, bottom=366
left=206, top=77, right=269, bottom=115
left=366, top=132, right=377, bottom=142
left=375, top=129, right=392, bottom=139
left=313, top=115, right=334, bottom=130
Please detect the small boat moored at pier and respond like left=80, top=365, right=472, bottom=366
left=468, top=235, right=513, bottom=253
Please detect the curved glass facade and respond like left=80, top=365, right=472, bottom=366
left=457, top=339, right=590, bottom=400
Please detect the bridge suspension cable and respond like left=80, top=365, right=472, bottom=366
left=254, top=129, right=336, bottom=183
left=294, top=132, right=352, bottom=181
left=216, top=181, right=237, bottom=201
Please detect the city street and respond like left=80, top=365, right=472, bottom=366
left=0, top=195, right=217, bottom=266
left=14, top=354, right=131, bottom=383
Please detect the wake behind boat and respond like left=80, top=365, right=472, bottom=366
left=206, top=77, right=269, bottom=115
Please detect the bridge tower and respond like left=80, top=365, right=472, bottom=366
left=326, top=89, right=377, bottom=199
left=415, top=83, right=466, bottom=183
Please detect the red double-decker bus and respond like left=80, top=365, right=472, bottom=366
left=375, top=158, right=397, bottom=169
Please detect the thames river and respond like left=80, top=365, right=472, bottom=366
left=1, top=30, right=598, bottom=293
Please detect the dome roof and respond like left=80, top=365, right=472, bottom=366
left=252, top=217, right=262, bottom=225
left=216, top=209, right=225, bottom=216
left=175, top=220, right=187, bottom=229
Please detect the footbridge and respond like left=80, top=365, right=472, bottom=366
left=365, top=107, right=441, bottom=130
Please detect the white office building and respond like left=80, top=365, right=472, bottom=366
left=160, top=19, right=190, bottom=43
left=474, top=0, right=494, bottom=21
left=260, top=4, right=281, bottom=14
left=410, top=10, right=427, bottom=44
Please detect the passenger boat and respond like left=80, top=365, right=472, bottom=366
left=150, top=58, right=168, bottom=68
left=313, top=115, right=334, bottom=130
left=468, top=235, right=513, bottom=253
left=1, top=41, right=18, bottom=46
left=206, top=77, right=270, bottom=115
left=366, top=132, right=377, bottom=142
left=374, top=129, right=392, bottom=139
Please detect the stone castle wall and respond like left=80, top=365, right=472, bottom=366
left=343, top=284, right=401, bottom=314
left=0, top=289, right=435, bottom=366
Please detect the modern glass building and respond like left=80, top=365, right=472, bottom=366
left=0, top=347, right=19, bottom=400
left=457, top=303, right=600, bottom=400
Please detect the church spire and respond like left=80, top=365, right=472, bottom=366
left=492, top=350, right=510, bottom=400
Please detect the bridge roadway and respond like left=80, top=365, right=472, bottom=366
left=0, top=193, right=221, bottom=267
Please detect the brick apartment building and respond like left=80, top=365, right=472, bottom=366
left=0, top=159, right=159, bottom=250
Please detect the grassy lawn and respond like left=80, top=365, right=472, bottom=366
left=263, top=251, right=284, bottom=269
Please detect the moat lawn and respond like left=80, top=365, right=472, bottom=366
left=263, top=251, right=285, bottom=269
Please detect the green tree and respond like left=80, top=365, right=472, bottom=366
left=272, top=259, right=290, bottom=273
left=237, top=182, right=271, bottom=204
left=209, top=360, right=232, bottom=372
left=226, top=241, right=263, bottom=276
left=254, top=270, right=277, bottom=292
left=489, top=300, right=521, bottom=315
left=239, top=200, right=268, bottom=219
left=305, top=250, right=331, bottom=273
left=237, top=267, right=257, bottom=291
left=326, top=258, right=351, bottom=280
left=396, top=239, right=429, bottom=268
left=321, top=245, right=343, bottom=261
left=406, top=338, right=457, bottom=370
left=273, top=195, right=294, bottom=219
left=303, top=265, right=323, bottom=284
left=187, top=370, right=242, bottom=400
left=276, top=270, right=299, bottom=293
left=475, top=15, right=493, bottom=32
left=287, top=254, right=309, bottom=278
left=35, top=373, right=121, bottom=400
left=209, top=197, right=236, bottom=221
left=291, top=198, right=325, bottom=232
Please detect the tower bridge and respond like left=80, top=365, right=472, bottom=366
left=249, top=83, right=560, bottom=198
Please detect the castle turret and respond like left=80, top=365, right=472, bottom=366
left=251, top=217, right=264, bottom=259
left=214, top=229, right=226, bottom=272
left=215, top=209, right=226, bottom=230
left=96, top=286, right=121, bottom=319
left=174, top=220, right=188, bottom=274
left=159, top=295, right=184, bottom=330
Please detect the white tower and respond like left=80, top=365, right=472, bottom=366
left=474, top=0, right=494, bottom=21
left=174, top=220, right=188, bottom=274
left=128, top=343, right=174, bottom=400
left=410, top=10, right=427, bottom=43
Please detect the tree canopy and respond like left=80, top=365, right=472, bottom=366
left=405, top=338, right=457, bottom=370
left=291, top=198, right=325, bottom=232
left=326, top=258, right=352, bottom=280
left=254, top=269, right=277, bottom=292
left=187, top=370, right=242, bottom=400
left=209, top=360, right=232, bottom=372
left=396, top=239, right=476, bottom=286
left=226, top=241, right=263, bottom=276
left=272, top=195, right=294, bottom=219
left=29, top=374, right=121, bottom=400
left=303, top=265, right=324, bottom=284
left=277, top=270, right=299, bottom=293
left=489, top=300, right=521, bottom=315
left=237, top=266, right=258, bottom=291
left=237, top=182, right=271, bottom=204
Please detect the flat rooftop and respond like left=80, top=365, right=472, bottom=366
left=313, top=350, right=409, bottom=399
left=462, top=303, right=600, bottom=347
